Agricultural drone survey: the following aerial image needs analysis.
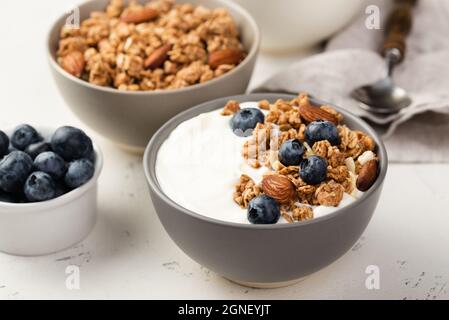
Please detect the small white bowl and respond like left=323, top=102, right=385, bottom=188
left=0, top=126, right=103, bottom=256
left=232, top=0, right=363, bottom=52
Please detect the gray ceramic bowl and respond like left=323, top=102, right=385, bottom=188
left=47, top=0, right=260, bottom=153
left=143, top=93, right=388, bottom=288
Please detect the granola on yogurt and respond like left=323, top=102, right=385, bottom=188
left=225, top=93, right=380, bottom=223
left=57, top=0, right=246, bottom=91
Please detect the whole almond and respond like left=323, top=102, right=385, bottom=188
left=262, top=174, right=296, bottom=204
left=120, top=7, right=159, bottom=24
left=356, top=159, right=378, bottom=191
left=298, top=103, right=339, bottom=124
left=208, top=48, right=243, bottom=69
left=60, top=51, right=85, bottom=78
left=144, top=44, right=172, bottom=69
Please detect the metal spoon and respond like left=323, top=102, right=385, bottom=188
left=352, top=1, right=416, bottom=114
left=352, top=48, right=411, bottom=114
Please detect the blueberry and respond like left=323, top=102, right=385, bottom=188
left=24, top=172, right=56, bottom=202
left=299, top=155, right=328, bottom=185
left=231, top=108, right=265, bottom=137
left=279, top=139, right=304, bottom=166
left=11, top=124, right=43, bottom=150
left=247, top=195, right=280, bottom=224
left=0, top=151, right=33, bottom=192
left=34, top=151, right=66, bottom=179
left=64, top=159, right=95, bottom=189
left=0, top=130, right=9, bottom=158
left=8, top=145, right=18, bottom=153
left=305, top=120, right=340, bottom=146
left=25, top=141, right=52, bottom=159
left=85, top=145, right=96, bottom=163
left=51, top=126, right=93, bottom=161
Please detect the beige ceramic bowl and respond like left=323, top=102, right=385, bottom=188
left=47, top=0, right=260, bottom=153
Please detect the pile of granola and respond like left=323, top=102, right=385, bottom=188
left=223, top=93, right=379, bottom=223
left=57, top=0, right=245, bottom=91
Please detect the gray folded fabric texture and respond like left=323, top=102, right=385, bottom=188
left=253, top=0, right=449, bottom=163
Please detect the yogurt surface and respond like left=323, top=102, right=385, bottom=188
left=155, top=102, right=360, bottom=224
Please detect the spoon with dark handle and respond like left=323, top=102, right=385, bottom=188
left=351, top=0, right=416, bottom=114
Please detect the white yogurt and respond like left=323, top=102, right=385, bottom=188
left=156, top=102, right=360, bottom=224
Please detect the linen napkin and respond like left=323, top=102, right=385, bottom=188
left=254, top=0, right=449, bottom=163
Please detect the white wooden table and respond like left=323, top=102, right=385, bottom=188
left=0, top=0, right=448, bottom=300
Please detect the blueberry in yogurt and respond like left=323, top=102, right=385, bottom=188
left=51, top=126, right=93, bottom=161
left=231, top=108, right=265, bottom=137
left=24, top=172, right=56, bottom=202
left=10, top=124, right=43, bottom=150
left=279, top=139, right=304, bottom=166
left=247, top=195, right=280, bottom=224
left=64, top=159, right=95, bottom=189
left=0, top=151, right=33, bottom=193
left=299, top=155, right=328, bottom=185
left=305, top=120, right=340, bottom=146
left=34, top=151, right=66, bottom=179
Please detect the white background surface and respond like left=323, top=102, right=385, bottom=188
left=1, top=0, right=448, bottom=300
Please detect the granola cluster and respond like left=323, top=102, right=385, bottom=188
left=227, top=93, right=378, bottom=223
left=57, top=0, right=245, bottom=91
left=233, top=174, right=261, bottom=209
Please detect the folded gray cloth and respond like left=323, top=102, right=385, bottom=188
left=254, top=0, right=449, bottom=163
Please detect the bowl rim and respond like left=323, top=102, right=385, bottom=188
left=143, top=93, right=388, bottom=230
left=46, top=0, right=260, bottom=96
left=0, top=125, right=104, bottom=212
